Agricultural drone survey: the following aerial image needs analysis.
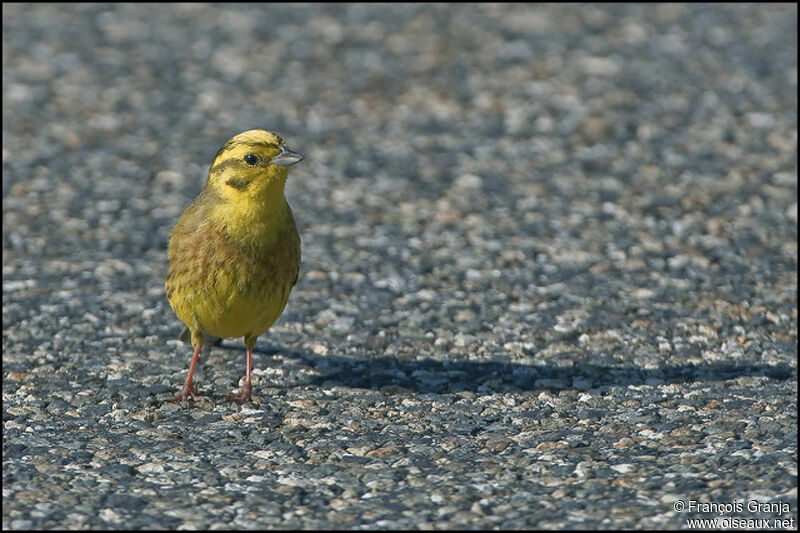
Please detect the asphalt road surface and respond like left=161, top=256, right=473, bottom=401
left=3, top=3, right=797, bottom=529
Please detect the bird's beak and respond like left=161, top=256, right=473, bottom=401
left=271, top=146, right=304, bottom=166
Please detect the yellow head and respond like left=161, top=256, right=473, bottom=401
left=205, top=129, right=304, bottom=203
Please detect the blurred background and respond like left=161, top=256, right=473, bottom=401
left=3, top=3, right=797, bottom=530
left=4, top=4, right=796, bottom=361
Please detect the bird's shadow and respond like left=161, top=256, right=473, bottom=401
left=239, top=343, right=796, bottom=395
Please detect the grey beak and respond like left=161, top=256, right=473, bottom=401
left=271, top=145, right=304, bottom=166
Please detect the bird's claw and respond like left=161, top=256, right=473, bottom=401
left=226, top=381, right=253, bottom=404
left=168, top=383, right=200, bottom=403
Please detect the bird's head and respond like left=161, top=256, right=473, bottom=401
left=205, top=129, right=303, bottom=201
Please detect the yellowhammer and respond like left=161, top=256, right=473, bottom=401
left=165, top=129, right=303, bottom=403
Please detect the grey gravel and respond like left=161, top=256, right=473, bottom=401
left=3, top=3, right=797, bottom=530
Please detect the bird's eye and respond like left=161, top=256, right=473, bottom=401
left=244, top=154, right=259, bottom=166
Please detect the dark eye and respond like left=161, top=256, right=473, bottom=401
left=244, top=154, right=259, bottom=166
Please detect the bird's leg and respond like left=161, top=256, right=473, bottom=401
left=169, top=331, right=204, bottom=403
left=227, top=342, right=254, bottom=403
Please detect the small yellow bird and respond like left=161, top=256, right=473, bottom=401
left=165, top=129, right=303, bottom=403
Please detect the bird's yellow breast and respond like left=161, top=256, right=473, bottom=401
left=165, top=197, right=300, bottom=340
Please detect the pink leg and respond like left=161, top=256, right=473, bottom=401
left=227, top=345, right=253, bottom=403
left=169, top=344, right=201, bottom=402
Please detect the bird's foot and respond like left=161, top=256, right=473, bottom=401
left=226, top=380, right=253, bottom=404
left=168, top=383, right=199, bottom=403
